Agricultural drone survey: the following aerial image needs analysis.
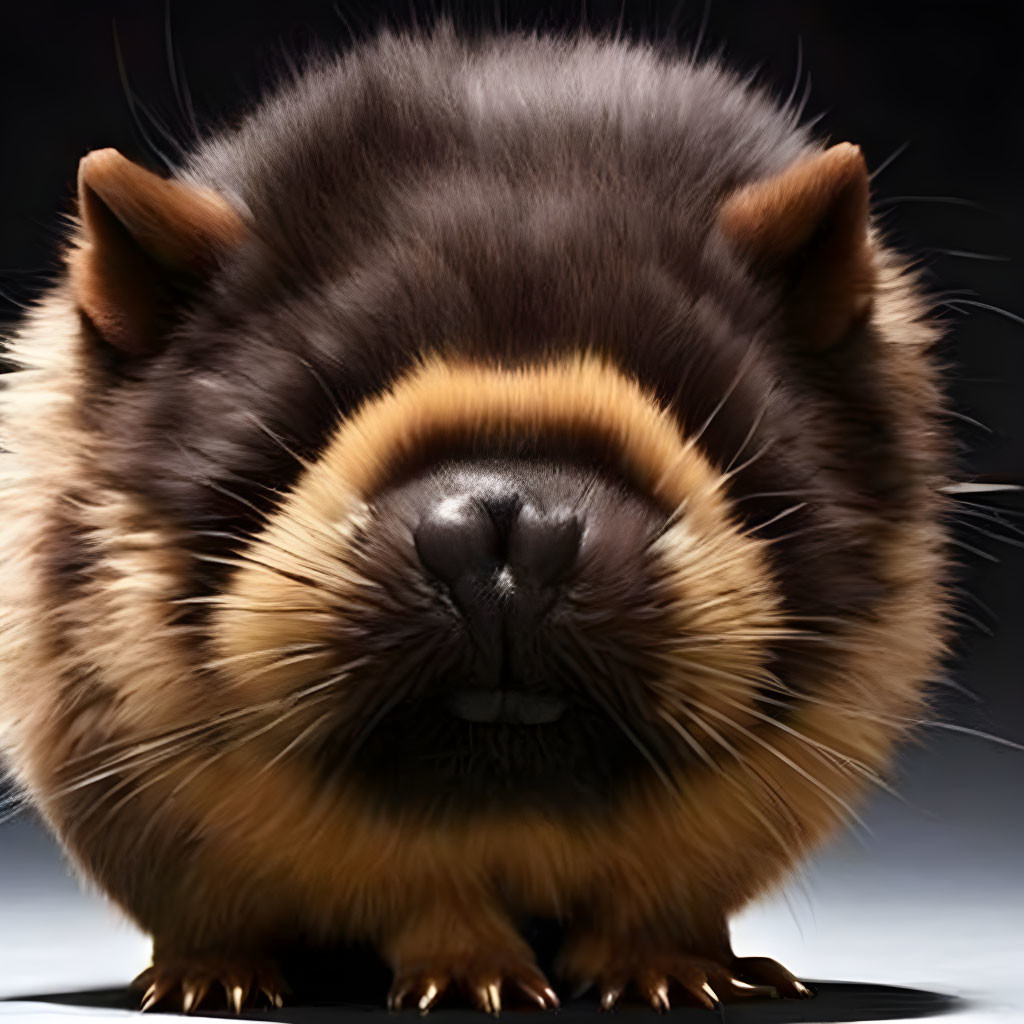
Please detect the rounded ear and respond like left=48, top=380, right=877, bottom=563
left=717, top=143, right=874, bottom=350
left=69, top=148, right=247, bottom=356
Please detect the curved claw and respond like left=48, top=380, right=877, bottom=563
left=733, top=956, right=814, bottom=999
left=260, top=986, right=285, bottom=1009
left=540, top=985, right=561, bottom=1009
left=388, top=974, right=451, bottom=1014
left=600, top=983, right=624, bottom=1010
left=387, top=982, right=411, bottom=1012
left=418, top=981, right=441, bottom=1013
left=699, top=981, right=720, bottom=1009
left=132, top=959, right=286, bottom=1016
left=473, top=981, right=501, bottom=1016
left=391, top=957, right=556, bottom=1014
left=139, top=975, right=180, bottom=1014
left=651, top=981, right=670, bottom=1013
left=588, top=954, right=797, bottom=1011
left=223, top=981, right=247, bottom=1015
left=181, top=985, right=198, bottom=1015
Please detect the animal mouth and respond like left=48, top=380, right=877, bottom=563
left=444, top=687, right=567, bottom=724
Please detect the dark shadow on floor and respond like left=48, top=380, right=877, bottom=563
left=3, top=929, right=965, bottom=1022
left=4, top=980, right=964, bottom=1022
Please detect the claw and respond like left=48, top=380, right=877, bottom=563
left=418, top=982, right=441, bottom=1014
left=139, top=983, right=160, bottom=1013
left=135, top=959, right=284, bottom=1016
left=733, top=956, right=813, bottom=999
left=260, top=986, right=284, bottom=1009
left=392, top=956, right=554, bottom=1014
left=651, top=981, right=670, bottom=1012
left=485, top=982, right=502, bottom=1016
left=517, top=982, right=547, bottom=1009
left=700, top=981, right=719, bottom=1006
left=472, top=982, right=494, bottom=1015
left=139, top=977, right=175, bottom=1013
left=600, top=984, right=622, bottom=1010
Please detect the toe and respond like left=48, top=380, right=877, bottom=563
left=470, top=979, right=502, bottom=1016
left=181, top=979, right=212, bottom=1015
left=599, top=981, right=624, bottom=1011
left=416, top=980, right=445, bottom=1013
left=388, top=971, right=450, bottom=1013
left=390, top=955, right=556, bottom=1014
left=222, top=976, right=250, bottom=1015
left=139, top=976, right=176, bottom=1013
left=508, top=964, right=560, bottom=1010
left=133, top=959, right=287, bottom=1015
left=671, top=967, right=719, bottom=1011
left=733, top=956, right=813, bottom=998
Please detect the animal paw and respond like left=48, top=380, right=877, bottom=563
left=131, top=956, right=289, bottom=1015
left=387, top=952, right=560, bottom=1015
left=571, top=950, right=812, bottom=1011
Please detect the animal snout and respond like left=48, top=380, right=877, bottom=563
left=413, top=492, right=581, bottom=609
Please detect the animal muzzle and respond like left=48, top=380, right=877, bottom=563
left=415, top=479, right=581, bottom=722
left=375, top=455, right=665, bottom=723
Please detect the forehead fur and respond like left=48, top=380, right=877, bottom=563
left=187, top=26, right=809, bottom=277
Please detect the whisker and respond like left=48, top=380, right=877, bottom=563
left=926, top=248, right=1009, bottom=262
left=724, top=391, right=775, bottom=475
left=201, top=641, right=328, bottom=673
left=742, top=502, right=808, bottom=537
left=947, top=504, right=1024, bottom=540
left=868, top=140, right=909, bottom=181
left=673, top=687, right=902, bottom=804
left=942, top=297, right=1024, bottom=328
left=948, top=536, right=999, bottom=563
left=659, top=705, right=807, bottom=855
left=242, top=410, right=313, bottom=472
left=683, top=345, right=760, bottom=454
left=687, top=697, right=872, bottom=835
left=716, top=437, right=778, bottom=486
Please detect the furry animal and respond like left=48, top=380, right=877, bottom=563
left=0, top=24, right=952, bottom=1015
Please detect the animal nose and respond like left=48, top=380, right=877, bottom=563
left=413, top=493, right=581, bottom=602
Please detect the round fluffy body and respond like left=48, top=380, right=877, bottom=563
left=0, top=25, right=951, bottom=1010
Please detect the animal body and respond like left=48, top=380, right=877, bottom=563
left=0, top=24, right=952, bottom=1015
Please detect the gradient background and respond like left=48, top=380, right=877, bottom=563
left=0, top=2, right=1021, bottom=1022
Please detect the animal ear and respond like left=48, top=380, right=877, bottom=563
left=69, top=148, right=246, bottom=356
left=717, top=143, right=874, bottom=350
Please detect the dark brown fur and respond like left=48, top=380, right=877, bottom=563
left=0, top=24, right=952, bottom=1014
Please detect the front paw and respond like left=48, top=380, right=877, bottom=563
left=560, top=939, right=812, bottom=1011
left=132, top=955, right=289, bottom=1015
left=388, top=950, right=559, bottom=1015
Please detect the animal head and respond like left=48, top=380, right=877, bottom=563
left=17, top=32, right=946, bottom=822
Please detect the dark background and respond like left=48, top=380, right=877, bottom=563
left=0, top=1, right=1021, bottom=1019
left=2, top=0, right=1021, bottom=754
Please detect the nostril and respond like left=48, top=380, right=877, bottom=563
left=508, top=504, right=581, bottom=587
left=414, top=495, right=499, bottom=587
left=415, top=493, right=580, bottom=603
